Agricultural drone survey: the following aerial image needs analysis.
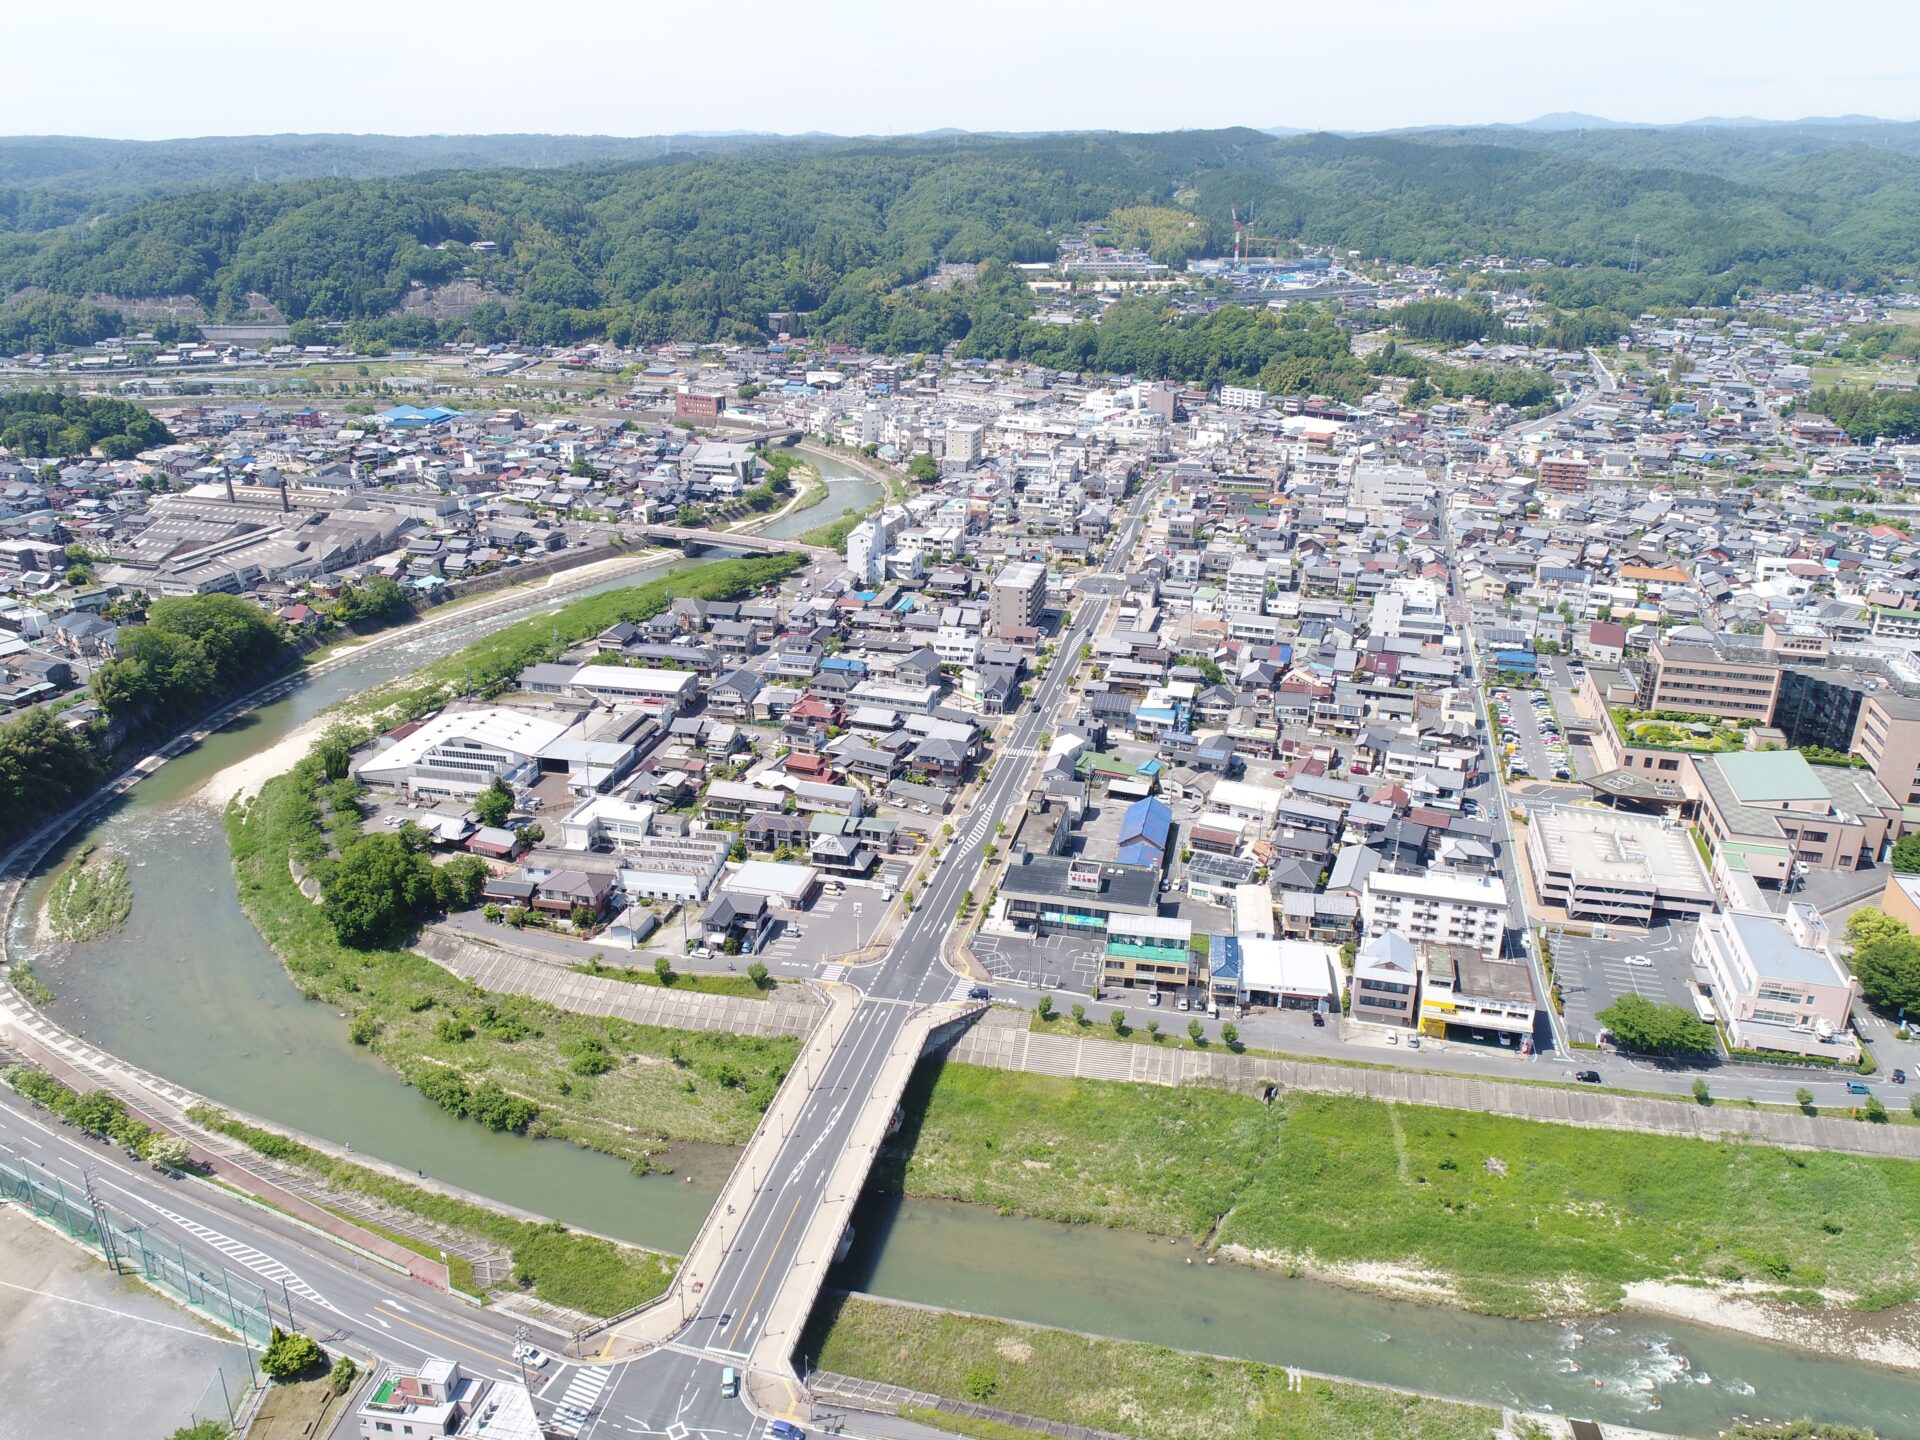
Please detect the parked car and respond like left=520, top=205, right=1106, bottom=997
left=1893, top=1069, right=1908, bottom=1085
left=1574, top=1070, right=1603, bottom=1083
left=1311, top=1010, right=1326, bottom=1027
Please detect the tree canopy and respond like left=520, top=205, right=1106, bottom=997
left=1597, top=994, right=1718, bottom=1058
left=0, top=390, right=171, bottom=458
left=1845, top=910, right=1920, bottom=1017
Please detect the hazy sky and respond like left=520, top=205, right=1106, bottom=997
left=5, top=0, right=1916, bottom=139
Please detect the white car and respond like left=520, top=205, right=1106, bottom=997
left=514, top=1346, right=549, bottom=1370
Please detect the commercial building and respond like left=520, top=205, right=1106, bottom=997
left=1210, top=935, right=1341, bottom=1010
left=1350, top=463, right=1434, bottom=509
left=1526, top=807, right=1714, bottom=924
left=990, top=560, right=1048, bottom=635
left=1101, top=912, right=1194, bottom=993
left=999, top=854, right=1160, bottom=936
left=355, top=707, right=569, bottom=800
left=1693, top=904, right=1861, bottom=1062
left=1361, top=870, right=1509, bottom=959
left=1419, top=944, right=1537, bottom=1041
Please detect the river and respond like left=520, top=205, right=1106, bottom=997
left=13, top=454, right=1920, bottom=1436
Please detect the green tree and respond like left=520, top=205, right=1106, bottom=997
left=314, top=726, right=354, bottom=780
left=1692, top=1077, right=1712, bottom=1105
left=747, top=960, right=770, bottom=989
left=1892, top=836, right=1920, bottom=874
left=1221, top=1021, right=1240, bottom=1050
left=1865, top=1096, right=1889, bottom=1123
left=321, top=832, right=436, bottom=946
left=1597, top=994, right=1718, bottom=1057
left=1145, top=1018, right=1160, bottom=1040
left=907, top=452, right=939, bottom=483
left=1109, top=1008, right=1126, bottom=1035
left=260, top=1329, right=325, bottom=1381
left=1795, top=1087, right=1815, bottom=1113
left=1846, top=914, right=1920, bottom=1016
left=654, top=955, right=674, bottom=985
left=147, top=1134, right=192, bottom=1171
left=1070, top=1002, right=1086, bottom=1026
left=168, top=1425, right=227, bottom=1440
left=474, top=776, right=514, bottom=829
left=1036, top=994, right=1053, bottom=1021
left=1188, top=1018, right=1205, bottom=1044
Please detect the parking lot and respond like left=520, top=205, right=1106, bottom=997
left=972, top=929, right=1105, bottom=993
left=1550, top=918, right=1703, bottom=1046
left=1491, top=682, right=1571, bottom=785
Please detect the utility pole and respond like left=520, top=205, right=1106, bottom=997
left=513, top=1325, right=532, bottom=1390
left=81, top=1170, right=121, bottom=1276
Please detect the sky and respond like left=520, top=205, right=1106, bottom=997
left=3, top=0, right=1916, bottom=140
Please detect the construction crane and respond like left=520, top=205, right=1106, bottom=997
left=1229, top=205, right=1282, bottom=268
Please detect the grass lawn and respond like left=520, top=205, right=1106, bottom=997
left=248, top=1376, right=343, bottom=1440
left=887, top=1061, right=1920, bottom=1316
left=194, top=1108, right=675, bottom=1316
left=226, top=765, right=796, bottom=1165
left=574, top=960, right=770, bottom=1000
left=807, top=1293, right=1501, bottom=1440
left=44, top=843, right=132, bottom=942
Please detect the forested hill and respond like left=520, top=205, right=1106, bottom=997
left=0, top=126, right=1913, bottom=357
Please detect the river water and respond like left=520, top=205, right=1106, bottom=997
left=15, top=456, right=1920, bottom=1435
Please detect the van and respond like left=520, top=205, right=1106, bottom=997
left=1846, top=1079, right=1872, bottom=1096
left=719, top=1366, right=739, bottom=1399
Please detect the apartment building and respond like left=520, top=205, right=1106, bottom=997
left=1361, top=870, right=1508, bottom=959
left=1693, top=903, right=1861, bottom=1062
left=990, top=560, right=1047, bottom=634
left=1350, top=929, right=1422, bottom=1026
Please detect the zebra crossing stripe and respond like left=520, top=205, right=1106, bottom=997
left=548, top=1366, right=612, bottom=1436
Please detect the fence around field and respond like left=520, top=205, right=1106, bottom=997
left=0, top=1147, right=279, bottom=1350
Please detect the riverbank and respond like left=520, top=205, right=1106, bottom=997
left=884, top=1062, right=1920, bottom=1360
left=806, top=1292, right=1508, bottom=1440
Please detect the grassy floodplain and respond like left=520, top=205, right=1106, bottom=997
left=886, top=1063, right=1920, bottom=1316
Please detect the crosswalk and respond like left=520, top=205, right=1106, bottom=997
left=818, top=964, right=847, bottom=982
left=548, top=1364, right=611, bottom=1437
left=147, top=1202, right=330, bottom=1308
left=947, top=977, right=979, bottom=1001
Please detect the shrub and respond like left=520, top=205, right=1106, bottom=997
left=260, top=1329, right=325, bottom=1381
left=1692, top=1077, right=1712, bottom=1105
left=329, top=1354, right=359, bottom=1395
